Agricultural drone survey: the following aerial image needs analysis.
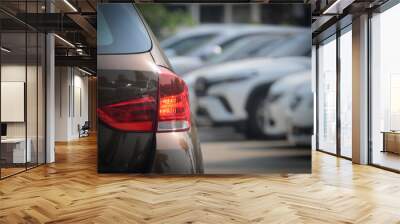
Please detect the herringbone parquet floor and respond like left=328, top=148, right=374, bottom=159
left=1, top=135, right=400, bottom=223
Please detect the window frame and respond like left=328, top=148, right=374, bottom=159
left=315, top=22, right=353, bottom=160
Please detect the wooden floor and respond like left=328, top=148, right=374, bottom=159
left=1, top=136, right=400, bottom=223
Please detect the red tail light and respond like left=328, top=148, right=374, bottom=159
left=98, top=66, right=190, bottom=132
left=97, top=96, right=156, bottom=132
left=157, top=67, right=191, bottom=132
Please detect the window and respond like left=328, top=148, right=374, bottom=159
left=262, top=33, right=311, bottom=58
left=1, top=31, right=27, bottom=177
left=0, top=2, right=46, bottom=179
left=232, top=5, right=251, bottom=23
left=370, top=3, right=400, bottom=171
left=200, top=5, right=224, bottom=23
left=98, top=4, right=152, bottom=54
left=317, top=36, right=337, bottom=154
left=339, top=28, right=352, bottom=158
left=316, top=26, right=353, bottom=159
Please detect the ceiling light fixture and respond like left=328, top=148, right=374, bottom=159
left=54, top=34, right=75, bottom=48
left=323, top=1, right=341, bottom=14
left=1, top=47, right=11, bottom=53
left=78, top=67, right=93, bottom=76
left=63, top=0, right=78, bottom=12
left=322, top=0, right=354, bottom=15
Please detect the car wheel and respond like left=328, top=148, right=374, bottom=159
left=260, top=102, right=287, bottom=140
left=245, top=94, right=268, bottom=139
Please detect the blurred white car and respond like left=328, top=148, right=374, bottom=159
left=286, top=80, right=313, bottom=146
left=170, top=26, right=308, bottom=74
left=205, top=33, right=311, bottom=65
left=184, top=57, right=311, bottom=138
left=262, top=72, right=311, bottom=139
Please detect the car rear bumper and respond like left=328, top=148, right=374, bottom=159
left=153, top=129, right=203, bottom=174
left=98, top=123, right=203, bottom=174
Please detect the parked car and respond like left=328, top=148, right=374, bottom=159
left=262, top=72, right=311, bottom=139
left=169, top=26, right=308, bottom=74
left=184, top=57, right=311, bottom=138
left=204, top=33, right=310, bottom=65
left=168, top=34, right=276, bottom=75
left=170, top=31, right=310, bottom=75
left=97, top=3, right=203, bottom=174
left=286, top=80, right=313, bottom=146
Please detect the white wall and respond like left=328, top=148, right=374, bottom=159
left=55, top=67, right=89, bottom=141
left=55, top=66, right=69, bottom=141
left=71, top=72, right=89, bottom=138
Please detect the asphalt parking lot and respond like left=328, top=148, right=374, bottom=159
left=198, top=126, right=311, bottom=174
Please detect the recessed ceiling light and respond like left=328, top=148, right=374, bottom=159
left=54, top=34, right=75, bottom=48
left=78, top=67, right=93, bottom=76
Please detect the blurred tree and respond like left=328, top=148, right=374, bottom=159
left=137, top=5, right=195, bottom=40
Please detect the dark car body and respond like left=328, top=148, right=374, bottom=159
left=97, top=3, right=203, bottom=174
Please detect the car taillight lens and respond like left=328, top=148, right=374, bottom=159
left=157, top=66, right=191, bottom=132
left=97, top=96, right=156, bottom=132
left=97, top=66, right=190, bottom=132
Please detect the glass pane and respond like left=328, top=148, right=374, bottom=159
left=339, top=29, right=352, bottom=158
left=371, top=4, right=400, bottom=171
left=168, top=34, right=216, bottom=56
left=200, top=5, right=224, bottom=23
left=317, top=37, right=337, bottom=154
left=1, top=31, right=27, bottom=177
left=27, top=31, right=38, bottom=169
left=38, top=33, right=45, bottom=165
left=26, top=0, right=38, bottom=169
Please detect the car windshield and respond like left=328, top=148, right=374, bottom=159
left=98, top=3, right=152, bottom=54
left=164, top=33, right=217, bottom=56
left=256, top=33, right=311, bottom=57
left=205, top=34, right=286, bottom=64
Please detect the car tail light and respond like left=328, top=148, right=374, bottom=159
left=157, top=66, right=191, bottom=132
left=97, top=96, right=156, bottom=132
left=98, top=66, right=191, bottom=132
